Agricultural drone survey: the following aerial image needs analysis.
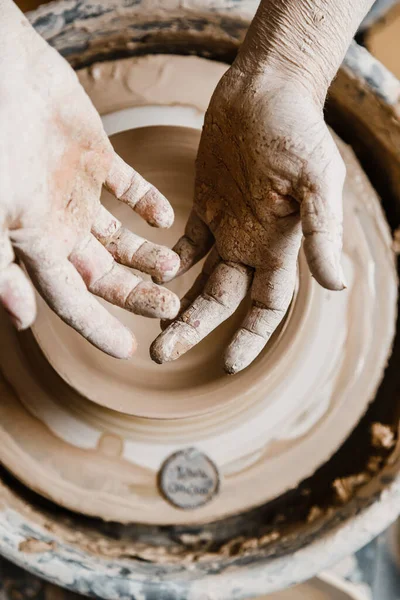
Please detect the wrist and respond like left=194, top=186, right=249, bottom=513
left=233, top=22, right=331, bottom=107
left=230, top=57, right=326, bottom=110
left=233, top=0, right=374, bottom=107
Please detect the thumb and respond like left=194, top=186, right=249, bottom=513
left=301, top=147, right=346, bottom=291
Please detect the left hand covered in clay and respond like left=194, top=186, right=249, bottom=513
left=150, top=67, right=345, bottom=373
left=0, top=0, right=180, bottom=359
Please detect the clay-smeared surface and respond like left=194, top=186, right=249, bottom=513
left=0, top=55, right=396, bottom=525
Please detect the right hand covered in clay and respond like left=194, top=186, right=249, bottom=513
left=151, top=0, right=374, bottom=373
left=151, top=68, right=345, bottom=373
left=0, top=2, right=180, bottom=358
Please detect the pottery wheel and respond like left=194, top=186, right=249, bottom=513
left=0, top=55, right=396, bottom=525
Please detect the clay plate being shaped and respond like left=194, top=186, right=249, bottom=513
left=0, top=55, right=396, bottom=525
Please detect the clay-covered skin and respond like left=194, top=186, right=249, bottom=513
left=151, top=0, right=374, bottom=373
left=0, top=0, right=180, bottom=358
left=151, top=71, right=345, bottom=374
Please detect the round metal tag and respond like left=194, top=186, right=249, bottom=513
left=158, top=447, right=220, bottom=509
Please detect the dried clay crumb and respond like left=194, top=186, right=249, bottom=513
left=307, top=505, right=324, bottom=523
left=178, top=532, right=213, bottom=546
left=19, top=538, right=56, bottom=554
left=78, top=530, right=279, bottom=565
left=306, top=505, right=335, bottom=523
left=332, top=473, right=369, bottom=503
left=241, top=531, right=280, bottom=551
left=371, top=422, right=395, bottom=449
left=366, top=455, right=383, bottom=473
left=219, top=531, right=280, bottom=557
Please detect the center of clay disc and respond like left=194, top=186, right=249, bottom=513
left=31, top=125, right=293, bottom=419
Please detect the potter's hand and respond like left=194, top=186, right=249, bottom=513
left=150, top=69, right=345, bottom=373
left=151, top=0, right=374, bottom=373
left=0, top=1, right=179, bottom=358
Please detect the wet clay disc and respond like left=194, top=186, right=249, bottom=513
left=0, top=56, right=396, bottom=525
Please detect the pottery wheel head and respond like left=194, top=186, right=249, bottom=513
left=0, top=55, right=396, bottom=525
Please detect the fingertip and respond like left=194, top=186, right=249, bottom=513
left=150, top=333, right=170, bottom=364
left=151, top=249, right=180, bottom=284
left=150, top=323, right=191, bottom=363
left=13, top=294, right=37, bottom=331
left=223, top=351, right=246, bottom=375
left=304, top=236, right=346, bottom=292
left=11, top=309, right=36, bottom=332
left=0, top=265, right=37, bottom=331
left=333, top=261, right=347, bottom=290
left=159, top=297, right=190, bottom=329
left=21, top=284, right=38, bottom=330
left=223, top=328, right=264, bottom=375
left=223, top=360, right=239, bottom=375
left=162, top=250, right=181, bottom=280
left=160, top=288, right=181, bottom=320
left=111, top=328, right=137, bottom=360
left=136, top=188, right=174, bottom=229
left=223, top=345, right=245, bottom=376
left=310, top=258, right=346, bottom=291
left=129, top=343, right=138, bottom=359
left=329, top=277, right=347, bottom=292
left=128, top=332, right=138, bottom=357
left=107, top=155, right=174, bottom=228
left=309, top=264, right=346, bottom=291
left=93, top=324, right=138, bottom=360
left=126, top=282, right=180, bottom=320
